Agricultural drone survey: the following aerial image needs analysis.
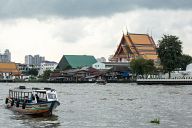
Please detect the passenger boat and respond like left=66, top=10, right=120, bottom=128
left=95, top=79, right=107, bottom=85
left=5, top=86, right=60, bottom=116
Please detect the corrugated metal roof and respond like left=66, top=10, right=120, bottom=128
left=57, top=55, right=97, bottom=70
left=65, top=55, right=97, bottom=68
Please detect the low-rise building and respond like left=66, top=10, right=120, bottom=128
left=39, top=61, right=58, bottom=75
left=0, top=62, right=21, bottom=80
left=92, top=62, right=129, bottom=70
left=92, top=62, right=107, bottom=70
left=16, top=63, right=31, bottom=74
left=49, top=67, right=102, bottom=82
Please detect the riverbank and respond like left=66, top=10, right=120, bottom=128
left=0, top=79, right=136, bottom=83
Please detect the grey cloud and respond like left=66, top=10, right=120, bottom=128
left=0, top=0, right=192, bottom=19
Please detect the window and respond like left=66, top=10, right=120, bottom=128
left=47, top=93, right=56, bottom=99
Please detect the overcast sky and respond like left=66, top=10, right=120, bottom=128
left=0, top=0, right=192, bottom=63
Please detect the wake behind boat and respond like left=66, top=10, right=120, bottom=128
left=5, top=86, right=60, bottom=116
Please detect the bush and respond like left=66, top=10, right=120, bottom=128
left=150, top=118, right=160, bottom=124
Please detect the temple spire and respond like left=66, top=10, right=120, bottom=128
left=126, top=26, right=129, bottom=35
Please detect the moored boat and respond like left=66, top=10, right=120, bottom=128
left=5, top=86, right=60, bottom=116
left=96, top=79, right=107, bottom=85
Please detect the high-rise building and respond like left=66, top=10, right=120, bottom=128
left=0, top=49, right=11, bottom=62
left=25, top=54, right=45, bottom=66
left=25, top=55, right=34, bottom=65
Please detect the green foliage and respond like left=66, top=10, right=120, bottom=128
left=179, top=54, right=192, bottom=70
left=150, top=118, right=160, bottom=124
left=158, top=34, right=182, bottom=78
left=130, top=57, right=145, bottom=77
left=130, top=57, right=156, bottom=78
left=42, top=70, right=53, bottom=80
left=144, top=59, right=155, bottom=75
left=28, top=68, right=38, bottom=76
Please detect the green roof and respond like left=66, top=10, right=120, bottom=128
left=57, top=55, right=97, bottom=70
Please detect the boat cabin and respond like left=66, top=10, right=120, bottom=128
left=8, top=86, right=58, bottom=103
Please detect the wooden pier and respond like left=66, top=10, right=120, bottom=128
left=136, top=78, right=192, bottom=85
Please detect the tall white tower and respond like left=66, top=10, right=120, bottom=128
left=4, top=49, right=11, bottom=62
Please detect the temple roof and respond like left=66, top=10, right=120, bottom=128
left=113, top=33, right=158, bottom=60
left=0, top=62, right=21, bottom=75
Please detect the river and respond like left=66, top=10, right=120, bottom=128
left=0, top=83, right=192, bottom=128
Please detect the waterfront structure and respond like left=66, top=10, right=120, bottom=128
left=50, top=64, right=130, bottom=82
left=56, top=55, right=97, bottom=71
left=92, top=61, right=131, bottom=81
left=25, top=55, right=45, bottom=66
left=162, top=63, right=192, bottom=79
left=51, top=61, right=130, bottom=82
left=0, top=62, right=20, bottom=80
left=111, top=32, right=158, bottom=62
left=96, top=57, right=106, bottom=62
left=0, top=49, right=11, bottom=62
left=105, top=67, right=130, bottom=81
left=92, top=62, right=107, bottom=70
left=49, top=67, right=102, bottom=82
left=92, top=62, right=129, bottom=70
left=39, top=61, right=58, bottom=75
left=136, top=63, right=192, bottom=85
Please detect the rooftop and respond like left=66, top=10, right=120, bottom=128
left=0, top=62, right=20, bottom=74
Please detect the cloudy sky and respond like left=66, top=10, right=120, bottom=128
left=0, top=0, right=192, bottom=63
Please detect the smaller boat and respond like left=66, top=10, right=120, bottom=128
left=96, top=79, right=107, bottom=85
left=5, top=86, right=60, bottom=116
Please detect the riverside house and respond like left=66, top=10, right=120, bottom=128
left=49, top=67, right=102, bottom=82
left=49, top=55, right=99, bottom=82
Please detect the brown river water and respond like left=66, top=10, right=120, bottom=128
left=0, top=83, right=192, bottom=128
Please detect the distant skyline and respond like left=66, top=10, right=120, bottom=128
left=0, top=0, right=192, bottom=63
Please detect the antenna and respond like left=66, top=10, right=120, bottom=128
left=146, top=27, right=149, bottom=35
left=126, top=26, right=129, bottom=35
left=151, top=30, right=153, bottom=37
left=122, top=30, right=124, bottom=35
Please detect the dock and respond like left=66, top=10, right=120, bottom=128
left=136, top=78, right=192, bottom=85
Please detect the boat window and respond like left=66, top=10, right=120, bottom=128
left=47, top=93, right=56, bottom=99
left=36, top=92, right=47, bottom=101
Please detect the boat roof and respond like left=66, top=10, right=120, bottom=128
left=9, top=86, right=54, bottom=93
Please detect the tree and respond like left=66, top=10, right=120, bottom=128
left=143, top=59, right=156, bottom=76
left=42, top=70, right=53, bottom=80
left=179, top=54, right=192, bottom=70
left=158, top=35, right=182, bottom=78
left=28, top=68, right=38, bottom=76
left=130, top=57, right=156, bottom=78
left=130, top=57, right=145, bottom=77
